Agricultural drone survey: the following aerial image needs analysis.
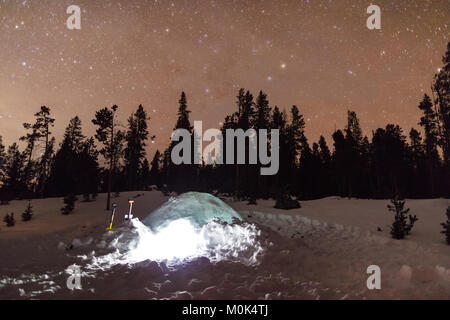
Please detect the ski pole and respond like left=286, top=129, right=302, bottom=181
left=125, top=200, right=134, bottom=220
left=106, top=203, right=117, bottom=231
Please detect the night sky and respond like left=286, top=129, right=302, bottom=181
left=0, top=0, right=448, bottom=159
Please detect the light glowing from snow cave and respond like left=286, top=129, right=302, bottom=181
left=86, top=193, right=264, bottom=269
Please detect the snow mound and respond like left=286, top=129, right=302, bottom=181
left=142, top=192, right=242, bottom=231
left=82, top=218, right=263, bottom=269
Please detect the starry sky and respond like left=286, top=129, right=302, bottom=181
left=0, top=0, right=449, bottom=160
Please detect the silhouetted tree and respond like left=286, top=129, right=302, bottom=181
left=21, top=201, right=33, bottom=221
left=407, top=128, right=428, bottom=197
left=2, top=143, right=26, bottom=199
left=3, top=213, right=15, bottom=227
left=149, top=150, right=162, bottom=187
left=35, top=106, right=55, bottom=197
left=124, top=105, right=150, bottom=190
left=0, top=136, right=6, bottom=183
left=418, top=94, right=441, bottom=196
left=61, top=193, right=77, bottom=215
left=388, top=196, right=417, bottom=239
left=433, top=42, right=450, bottom=165
left=441, top=206, right=450, bottom=245
left=433, top=41, right=450, bottom=197
left=162, top=92, right=195, bottom=193
left=47, top=117, right=99, bottom=197
left=92, top=105, right=124, bottom=210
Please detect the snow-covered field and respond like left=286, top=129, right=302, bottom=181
left=1, top=190, right=450, bottom=299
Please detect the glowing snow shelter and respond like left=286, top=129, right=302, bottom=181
left=142, top=192, right=242, bottom=232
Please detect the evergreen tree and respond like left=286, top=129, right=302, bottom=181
left=332, top=129, right=347, bottom=197
left=388, top=196, right=417, bottom=239
left=417, top=94, right=441, bottom=196
left=0, top=136, right=6, bottom=183
left=252, top=91, right=271, bottom=130
left=2, top=143, right=26, bottom=199
left=45, top=122, right=76, bottom=197
left=344, top=110, right=363, bottom=198
left=251, top=91, right=272, bottom=198
left=124, top=105, right=150, bottom=190
left=163, top=92, right=195, bottom=193
left=46, top=117, right=98, bottom=197
left=20, top=122, right=39, bottom=192
left=92, top=105, right=124, bottom=210
left=371, top=125, right=409, bottom=198
left=407, top=128, right=427, bottom=197
left=61, top=193, right=77, bottom=215
left=317, top=135, right=333, bottom=196
left=174, top=92, right=193, bottom=132
left=33, top=106, right=55, bottom=197
left=433, top=42, right=450, bottom=165
left=77, top=137, right=100, bottom=197
left=149, top=150, right=162, bottom=186
left=441, top=206, right=450, bottom=245
left=140, top=158, right=151, bottom=189
left=21, top=201, right=33, bottom=221
left=3, top=213, right=15, bottom=227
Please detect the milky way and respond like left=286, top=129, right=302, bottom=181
left=0, top=0, right=448, bottom=160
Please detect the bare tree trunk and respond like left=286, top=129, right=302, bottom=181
left=38, top=129, right=49, bottom=198
left=106, top=117, right=115, bottom=211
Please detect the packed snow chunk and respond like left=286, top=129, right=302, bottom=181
left=142, top=192, right=242, bottom=232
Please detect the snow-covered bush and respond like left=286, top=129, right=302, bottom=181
left=440, top=206, right=450, bottom=245
left=3, top=212, right=15, bottom=227
left=21, top=201, right=33, bottom=221
left=388, top=196, right=417, bottom=239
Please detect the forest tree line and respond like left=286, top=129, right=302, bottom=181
left=0, top=42, right=449, bottom=206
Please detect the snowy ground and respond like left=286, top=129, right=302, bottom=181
left=1, top=191, right=450, bottom=299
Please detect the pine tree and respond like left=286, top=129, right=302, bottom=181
left=61, top=193, right=77, bottom=215
left=0, top=135, right=6, bottom=184
left=271, top=106, right=287, bottom=194
left=371, top=125, right=409, bottom=198
left=33, top=106, right=55, bottom=197
left=21, top=201, right=33, bottom=221
left=388, top=196, right=417, bottom=239
left=46, top=117, right=93, bottom=196
left=20, top=122, right=39, bottom=192
left=344, top=110, right=363, bottom=198
left=149, top=150, right=162, bottom=187
left=77, top=137, right=100, bottom=198
left=46, top=116, right=85, bottom=196
left=92, top=105, right=124, bottom=210
left=252, top=91, right=271, bottom=130
left=124, top=105, right=150, bottom=190
left=417, top=94, right=441, bottom=196
left=140, top=158, right=151, bottom=189
left=174, top=92, right=193, bottom=132
left=163, top=92, right=195, bottom=193
left=433, top=42, right=450, bottom=165
left=441, top=206, right=450, bottom=245
left=2, top=143, right=26, bottom=199
left=408, top=128, right=427, bottom=197
left=332, top=129, right=347, bottom=197
left=252, top=91, right=272, bottom=198
left=3, top=213, right=15, bottom=227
